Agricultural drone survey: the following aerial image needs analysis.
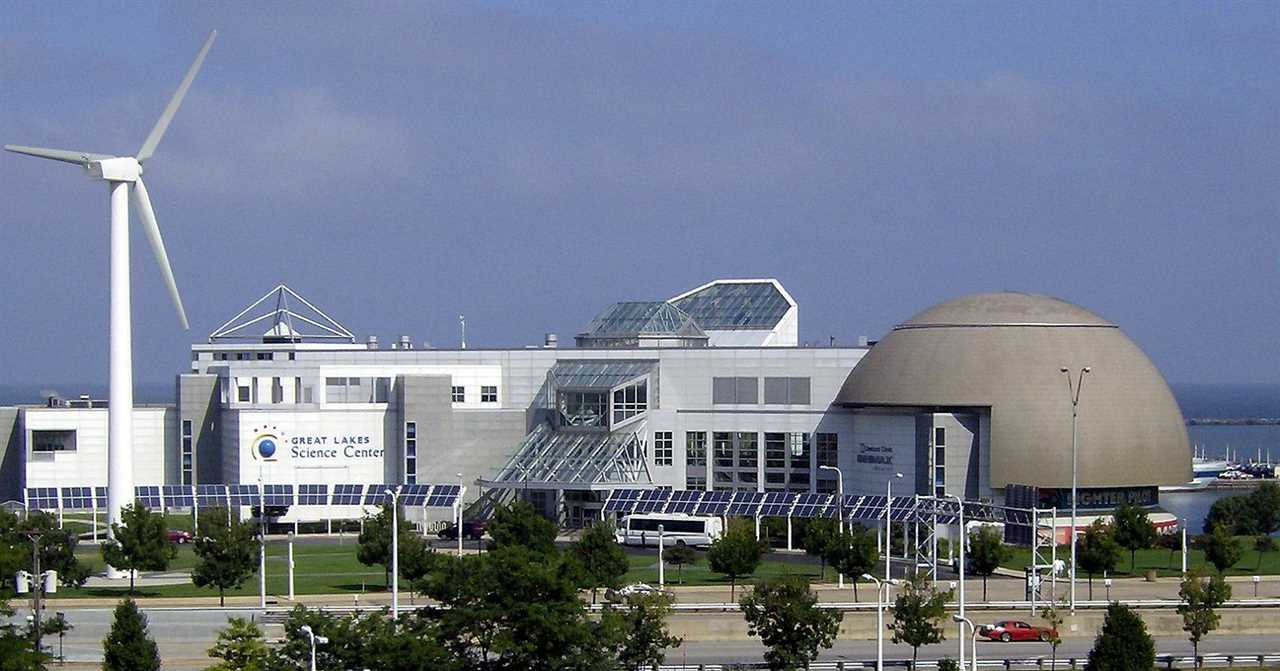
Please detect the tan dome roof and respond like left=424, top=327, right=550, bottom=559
left=838, top=292, right=1190, bottom=489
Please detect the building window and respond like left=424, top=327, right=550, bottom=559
left=237, top=385, right=251, bottom=402
left=712, top=377, right=758, bottom=405
left=685, top=475, right=706, bottom=490
left=764, top=433, right=787, bottom=469
left=374, top=378, right=390, bottom=403
left=713, top=432, right=734, bottom=468
left=451, top=386, right=465, bottom=403
left=935, top=427, right=946, bottom=447
left=288, top=352, right=296, bottom=361
left=789, top=433, right=810, bottom=465
left=481, top=385, right=498, bottom=403
left=763, top=377, right=811, bottom=405
left=816, top=433, right=837, bottom=467
left=256, top=352, right=273, bottom=360
left=271, top=377, right=284, bottom=404
left=31, top=430, right=75, bottom=453
left=686, top=432, right=707, bottom=467
left=560, top=390, right=608, bottom=427
left=236, top=352, right=250, bottom=360
left=654, top=431, right=673, bottom=466
left=611, top=379, right=647, bottom=425
left=816, top=478, right=837, bottom=494
left=735, top=432, right=758, bottom=469
left=181, top=420, right=193, bottom=486
left=405, top=422, right=417, bottom=485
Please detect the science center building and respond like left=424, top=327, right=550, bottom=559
left=0, top=279, right=1192, bottom=527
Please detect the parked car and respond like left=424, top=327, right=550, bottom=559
left=979, top=620, right=1055, bottom=642
left=437, top=520, right=486, bottom=541
left=166, top=529, right=193, bottom=544
left=605, top=583, right=673, bottom=601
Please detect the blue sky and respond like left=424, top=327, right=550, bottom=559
left=1, top=2, right=1277, bottom=386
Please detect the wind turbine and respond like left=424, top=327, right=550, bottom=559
left=6, top=32, right=215, bottom=569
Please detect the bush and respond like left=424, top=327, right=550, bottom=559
left=1085, top=603, right=1154, bottom=671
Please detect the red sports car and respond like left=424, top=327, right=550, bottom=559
left=978, top=620, right=1055, bottom=642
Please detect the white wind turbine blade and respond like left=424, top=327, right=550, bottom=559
left=132, top=177, right=189, bottom=329
left=4, top=145, right=115, bottom=166
left=136, top=30, right=217, bottom=163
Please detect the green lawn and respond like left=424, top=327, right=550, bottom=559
left=1003, top=540, right=1280, bottom=577
left=622, top=551, right=823, bottom=588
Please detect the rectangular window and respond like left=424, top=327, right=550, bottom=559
left=685, top=475, right=706, bottom=490
left=237, top=385, right=251, bottom=402
left=763, top=377, right=812, bottom=405
left=935, top=426, right=946, bottom=447
left=653, top=431, right=673, bottom=466
left=764, top=433, right=787, bottom=469
left=325, top=377, right=346, bottom=403
left=451, top=386, right=465, bottom=403
left=271, top=377, right=283, bottom=404
left=685, top=431, right=707, bottom=467
left=712, top=377, right=758, bottom=405
left=735, top=432, right=758, bottom=469
left=481, top=385, right=498, bottom=403
left=789, top=470, right=810, bottom=487
left=713, top=432, right=734, bottom=468
left=181, top=420, right=194, bottom=486
left=713, top=471, right=734, bottom=489
left=256, top=352, right=273, bottom=360
left=816, top=478, right=837, bottom=494
left=405, top=422, right=418, bottom=484
left=738, top=471, right=758, bottom=486
left=374, top=378, right=391, bottom=403
left=611, top=380, right=648, bottom=424
left=765, top=472, right=786, bottom=485
left=789, top=433, right=810, bottom=467
left=31, top=430, right=76, bottom=453
left=816, top=433, right=838, bottom=467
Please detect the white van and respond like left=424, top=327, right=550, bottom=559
left=616, top=513, right=724, bottom=548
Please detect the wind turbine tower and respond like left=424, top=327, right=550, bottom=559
left=6, top=33, right=216, bottom=574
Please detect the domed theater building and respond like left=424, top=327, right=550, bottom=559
left=836, top=292, right=1191, bottom=512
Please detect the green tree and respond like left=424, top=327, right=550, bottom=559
left=601, top=592, right=682, bottom=671
left=664, top=544, right=698, bottom=585
left=1248, top=482, right=1280, bottom=535
left=1255, top=536, right=1277, bottom=571
left=357, top=501, right=430, bottom=588
left=1112, top=502, right=1158, bottom=573
left=937, top=659, right=961, bottom=671
left=43, top=610, right=73, bottom=664
left=270, top=605, right=454, bottom=671
left=13, top=511, right=91, bottom=588
left=1202, top=524, right=1242, bottom=574
left=801, top=518, right=838, bottom=580
left=707, top=521, right=766, bottom=600
left=1177, top=569, right=1231, bottom=669
left=1158, top=532, right=1182, bottom=570
left=1204, top=496, right=1258, bottom=536
left=1084, top=602, right=1155, bottom=671
left=101, top=503, right=178, bottom=594
left=1041, top=597, right=1066, bottom=670
left=1076, top=520, right=1121, bottom=599
left=485, top=501, right=558, bottom=555
left=192, top=508, right=257, bottom=606
left=740, top=576, right=843, bottom=671
left=206, top=617, right=271, bottom=671
left=824, top=525, right=879, bottom=601
left=889, top=571, right=952, bottom=670
left=966, top=525, right=1012, bottom=600
left=572, top=521, right=628, bottom=603
left=103, top=598, right=160, bottom=671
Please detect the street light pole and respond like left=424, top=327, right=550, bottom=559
left=953, top=615, right=980, bottom=671
left=949, top=494, right=966, bottom=670
left=300, top=625, right=328, bottom=671
left=819, top=465, right=845, bottom=588
left=456, top=473, right=464, bottom=558
left=287, top=531, right=295, bottom=601
left=384, top=488, right=399, bottom=620
left=863, top=574, right=899, bottom=671
left=886, top=472, right=902, bottom=581
left=658, top=524, right=665, bottom=589
left=1060, top=366, right=1090, bottom=615
left=257, top=477, right=266, bottom=610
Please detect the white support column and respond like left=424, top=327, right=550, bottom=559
left=106, top=180, right=133, bottom=580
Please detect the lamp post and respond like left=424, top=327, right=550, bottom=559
left=952, top=614, right=980, bottom=671
left=456, top=473, right=464, bottom=558
left=1060, top=366, right=1090, bottom=615
left=949, top=494, right=966, bottom=670
left=819, top=465, right=845, bottom=587
left=886, top=472, right=903, bottom=580
left=384, top=487, right=399, bottom=620
left=299, top=625, right=328, bottom=671
left=658, top=524, right=665, bottom=589
left=257, top=477, right=266, bottom=610
left=863, top=574, right=899, bottom=671
left=287, top=531, right=296, bottom=601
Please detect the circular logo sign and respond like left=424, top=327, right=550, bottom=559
left=252, top=433, right=279, bottom=461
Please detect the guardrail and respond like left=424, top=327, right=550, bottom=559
left=655, top=654, right=1280, bottom=670
left=657, top=598, right=1280, bottom=613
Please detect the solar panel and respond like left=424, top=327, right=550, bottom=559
left=228, top=484, right=260, bottom=506
left=666, top=490, right=703, bottom=514
left=297, top=484, right=328, bottom=505
left=163, top=485, right=194, bottom=509
left=759, top=492, right=795, bottom=517
left=134, top=486, right=162, bottom=509
left=197, top=484, right=228, bottom=508
left=888, top=496, right=916, bottom=521
left=94, top=486, right=108, bottom=509
left=331, top=484, right=364, bottom=505
left=364, top=484, right=395, bottom=506
left=603, top=488, right=644, bottom=514
left=726, top=492, right=765, bottom=517
left=263, top=484, right=294, bottom=507
left=633, top=489, right=672, bottom=514
left=399, top=484, right=431, bottom=506
left=696, top=491, right=733, bottom=515
left=426, top=484, right=461, bottom=508
left=790, top=493, right=830, bottom=519
left=848, top=495, right=884, bottom=521
left=61, top=486, right=94, bottom=510
left=27, top=487, right=60, bottom=511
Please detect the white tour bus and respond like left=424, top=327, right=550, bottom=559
left=615, top=513, right=724, bottom=548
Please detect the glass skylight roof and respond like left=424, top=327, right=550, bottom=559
left=550, top=360, right=656, bottom=390
left=581, top=301, right=707, bottom=338
left=671, top=281, right=790, bottom=330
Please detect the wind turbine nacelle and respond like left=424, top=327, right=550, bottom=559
left=87, top=157, right=141, bottom=182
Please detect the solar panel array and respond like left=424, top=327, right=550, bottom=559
left=364, top=484, right=395, bottom=506
left=228, top=484, right=260, bottom=506
left=399, top=484, right=431, bottom=506
left=600, top=489, right=980, bottom=522
left=26, top=487, right=59, bottom=511
left=61, top=486, right=94, bottom=510
left=297, top=484, right=328, bottom=505
left=163, top=485, right=194, bottom=508
left=263, top=484, right=294, bottom=506
left=17, top=482, right=458, bottom=513
left=197, top=484, right=228, bottom=508
left=134, top=486, right=162, bottom=509
left=331, top=484, right=364, bottom=505
left=425, top=484, right=461, bottom=508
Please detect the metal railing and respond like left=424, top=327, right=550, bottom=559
left=655, top=654, right=1280, bottom=670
